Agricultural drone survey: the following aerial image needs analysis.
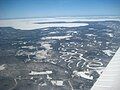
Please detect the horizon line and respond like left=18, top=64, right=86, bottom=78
left=0, top=15, right=120, bottom=20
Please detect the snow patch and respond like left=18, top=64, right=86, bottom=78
left=29, top=71, right=52, bottom=75
left=103, top=50, right=115, bottom=56
left=41, top=36, right=72, bottom=40
left=0, top=64, right=5, bottom=71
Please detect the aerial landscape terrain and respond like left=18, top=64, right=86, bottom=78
left=0, top=16, right=120, bottom=90
left=0, top=0, right=120, bottom=90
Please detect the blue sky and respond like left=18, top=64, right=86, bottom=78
left=0, top=0, right=120, bottom=19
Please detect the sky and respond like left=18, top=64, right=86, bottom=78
left=0, top=0, right=120, bottom=19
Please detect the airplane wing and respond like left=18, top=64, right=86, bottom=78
left=91, top=47, right=120, bottom=90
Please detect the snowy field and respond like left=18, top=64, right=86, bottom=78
left=41, top=36, right=72, bottom=40
left=0, top=16, right=120, bottom=30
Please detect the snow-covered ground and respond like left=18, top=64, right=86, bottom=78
left=91, top=47, right=120, bottom=90
left=106, top=33, right=114, bottom=37
left=0, top=19, right=88, bottom=30
left=0, top=64, right=5, bottom=71
left=29, top=71, right=52, bottom=75
left=85, top=34, right=97, bottom=37
left=41, top=35, right=72, bottom=40
left=0, top=16, right=120, bottom=30
left=102, top=50, right=115, bottom=56
left=73, top=70, right=93, bottom=80
left=21, top=45, right=36, bottom=50
left=36, top=50, right=47, bottom=59
left=51, top=80, right=64, bottom=86
left=41, top=42, right=52, bottom=50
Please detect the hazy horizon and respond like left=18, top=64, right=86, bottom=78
left=0, top=0, right=120, bottom=19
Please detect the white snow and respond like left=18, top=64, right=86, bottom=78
left=0, top=19, right=88, bottom=30
left=49, top=32, right=57, bottom=34
left=91, top=47, right=120, bottom=90
left=73, top=70, right=93, bottom=80
left=106, top=33, right=114, bottom=37
left=0, top=64, right=5, bottom=71
left=1, top=16, right=119, bottom=30
left=21, top=46, right=35, bottom=49
left=0, top=16, right=120, bottom=30
left=41, top=43, right=52, bottom=50
left=36, top=50, right=47, bottom=59
left=41, top=36, right=72, bottom=40
left=85, top=34, right=97, bottom=37
left=29, top=71, right=52, bottom=75
left=76, top=61, right=82, bottom=67
left=51, top=80, right=64, bottom=86
left=103, top=50, right=115, bottom=56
